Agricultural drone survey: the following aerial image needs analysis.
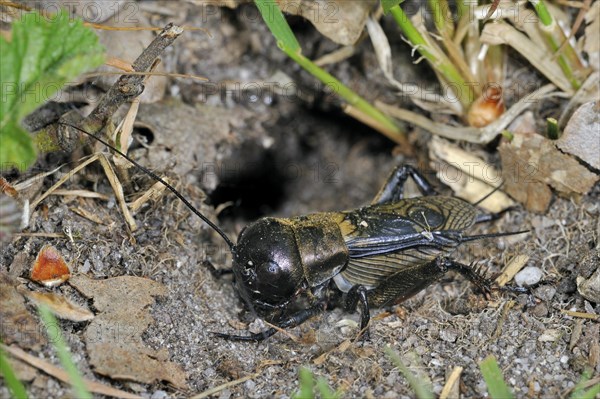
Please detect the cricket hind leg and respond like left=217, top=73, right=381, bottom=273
left=443, top=258, right=531, bottom=297
left=372, top=165, right=437, bottom=205
left=345, top=285, right=371, bottom=340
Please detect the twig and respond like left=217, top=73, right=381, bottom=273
left=496, top=255, right=530, bottom=287
left=1, top=344, right=142, bottom=399
left=439, top=366, right=463, bottom=399
left=12, top=232, right=67, bottom=238
left=97, top=154, right=137, bottom=232
left=189, top=373, right=260, bottom=399
left=51, top=189, right=110, bottom=201
left=376, top=83, right=557, bottom=144
left=263, top=320, right=300, bottom=342
left=30, top=155, right=100, bottom=211
left=129, top=180, right=169, bottom=213
left=560, top=310, right=600, bottom=321
left=57, top=23, right=184, bottom=150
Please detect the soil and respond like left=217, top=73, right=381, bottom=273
left=1, top=2, right=599, bottom=398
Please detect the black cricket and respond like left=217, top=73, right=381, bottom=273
left=62, top=123, right=528, bottom=342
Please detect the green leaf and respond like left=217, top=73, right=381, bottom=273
left=0, top=10, right=105, bottom=171
left=479, top=355, right=514, bottom=399
left=382, top=0, right=404, bottom=15
left=254, top=0, right=300, bottom=52
left=0, top=120, right=37, bottom=170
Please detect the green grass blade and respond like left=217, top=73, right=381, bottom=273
left=37, top=304, right=91, bottom=399
left=292, top=367, right=315, bottom=399
left=255, top=0, right=300, bottom=51
left=387, top=4, right=469, bottom=108
left=253, top=0, right=405, bottom=143
left=571, top=368, right=600, bottom=399
left=479, top=355, right=514, bottom=399
left=282, top=49, right=402, bottom=137
left=528, top=0, right=583, bottom=90
left=575, top=383, right=600, bottom=399
left=316, top=377, right=342, bottom=399
left=0, top=343, right=29, bottom=399
left=385, top=346, right=434, bottom=399
left=382, top=0, right=404, bottom=14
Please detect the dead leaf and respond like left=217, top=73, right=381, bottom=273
left=23, top=291, right=94, bottom=322
left=556, top=101, right=600, bottom=170
left=429, top=137, right=515, bottom=212
left=0, top=273, right=46, bottom=350
left=69, top=275, right=187, bottom=388
left=582, top=1, right=599, bottom=70
left=279, top=0, right=376, bottom=45
left=499, top=131, right=600, bottom=212
left=30, top=245, right=70, bottom=287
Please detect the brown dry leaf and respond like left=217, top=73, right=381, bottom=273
left=23, top=291, right=94, bottom=322
left=499, top=131, right=600, bottom=212
left=279, top=0, right=376, bottom=45
left=0, top=273, right=47, bottom=350
left=556, top=101, right=600, bottom=170
left=69, top=275, right=187, bottom=388
left=428, top=137, right=515, bottom=213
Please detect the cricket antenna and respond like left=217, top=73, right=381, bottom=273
left=57, top=122, right=236, bottom=251
left=473, top=182, right=504, bottom=207
left=461, top=230, right=529, bottom=242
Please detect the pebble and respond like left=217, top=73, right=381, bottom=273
left=577, top=268, right=600, bottom=303
left=538, top=329, right=561, bottom=342
left=151, top=390, right=168, bottom=399
left=245, top=380, right=256, bottom=391
left=440, top=328, right=458, bottom=343
left=532, top=303, right=548, bottom=317
left=515, top=266, right=543, bottom=287
left=535, top=285, right=556, bottom=301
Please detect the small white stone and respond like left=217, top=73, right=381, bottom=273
left=538, top=329, right=561, bottom=342
left=515, top=266, right=543, bottom=287
left=151, top=390, right=168, bottom=399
